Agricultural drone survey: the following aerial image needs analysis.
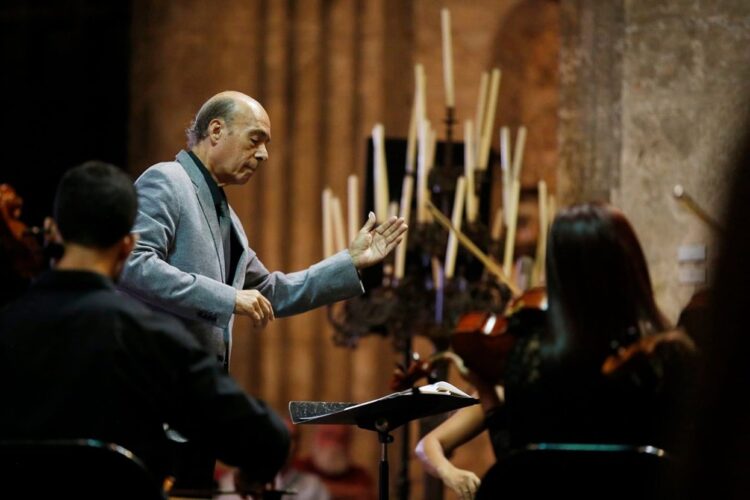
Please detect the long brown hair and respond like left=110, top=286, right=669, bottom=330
left=544, top=202, right=669, bottom=365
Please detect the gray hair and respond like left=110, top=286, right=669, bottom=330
left=186, top=97, right=237, bottom=148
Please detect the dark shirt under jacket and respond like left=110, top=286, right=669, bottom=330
left=187, top=150, right=240, bottom=283
left=0, top=270, right=289, bottom=482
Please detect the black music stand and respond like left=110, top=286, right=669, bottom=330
left=289, top=382, right=477, bottom=500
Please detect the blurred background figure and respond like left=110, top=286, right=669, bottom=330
left=0, top=183, right=45, bottom=305
left=216, top=419, right=330, bottom=500
left=0, top=182, right=64, bottom=307
left=294, top=425, right=375, bottom=500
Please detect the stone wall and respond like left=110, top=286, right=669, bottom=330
left=559, top=0, right=750, bottom=320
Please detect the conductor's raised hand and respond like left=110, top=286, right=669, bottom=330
left=234, top=289, right=275, bottom=328
left=349, top=211, right=408, bottom=269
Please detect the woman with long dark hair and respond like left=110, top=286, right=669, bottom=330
left=419, top=202, right=696, bottom=498
left=499, top=202, right=694, bottom=449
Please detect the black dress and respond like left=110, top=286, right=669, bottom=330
left=500, top=328, right=696, bottom=452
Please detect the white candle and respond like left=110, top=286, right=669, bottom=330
left=372, top=124, right=388, bottom=221
left=431, top=257, right=443, bottom=294
left=415, top=64, right=426, bottom=127
left=491, top=207, right=504, bottom=241
left=425, top=125, right=438, bottom=222
left=474, top=72, right=489, bottom=160
left=416, top=119, right=431, bottom=223
left=500, top=127, right=512, bottom=173
left=322, top=188, right=333, bottom=258
left=502, top=179, right=521, bottom=275
left=464, top=120, right=478, bottom=223
left=548, top=194, right=557, bottom=223
left=406, top=95, right=418, bottom=175
left=379, top=136, right=390, bottom=223
left=500, top=127, right=512, bottom=225
left=445, top=176, right=467, bottom=279
left=394, top=175, right=414, bottom=280
left=533, top=180, right=548, bottom=286
left=347, top=175, right=359, bottom=243
left=332, top=195, right=346, bottom=252
left=388, top=201, right=399, bottom=219
left=441, top=8, right=455, bottom=108
left=512, top=126, right=527, bottom=182
left=399, top=173, right=414, bottom=222
left=478, top=68, right=501, bottom=170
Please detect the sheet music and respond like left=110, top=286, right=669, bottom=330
left=289, top=381, right=476, bottom=428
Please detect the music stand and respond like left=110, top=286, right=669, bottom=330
left=289, top=382, right=477, bottom=500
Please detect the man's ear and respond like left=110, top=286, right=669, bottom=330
left=112, top=233, right=137, bottom=281
left=208, top=118, right=224, bottom=144
left=119, top=233, right=137, bottom=260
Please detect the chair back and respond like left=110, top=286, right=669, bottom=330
left=476, top=443, right=677, bottom=499
left=0, top=438, right=166, bottom=500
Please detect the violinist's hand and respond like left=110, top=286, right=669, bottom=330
left=348, top=212, right=408, bottom=269
left=438, top=463, right=481, bottom=500
left=235, top=289, right=275, bottom=328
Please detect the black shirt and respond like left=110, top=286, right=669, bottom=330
left=187, top=150, right=238, bottom=283
left=188, top=151, right=226, bottom=220
left=0, top=270, right=289, bottom=482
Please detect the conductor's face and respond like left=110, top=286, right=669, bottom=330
left=210, top=100, right=271, bottom=186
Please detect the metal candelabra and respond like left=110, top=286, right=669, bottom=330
left=326, top=106, right=508, bottom=500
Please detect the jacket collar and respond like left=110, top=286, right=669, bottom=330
left=176, top=150, right=227, bottom=282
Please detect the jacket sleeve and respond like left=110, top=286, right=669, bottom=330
left=119, top=166, right=236, bottom=327
left=242, top=249, right=364, bottom=318
left=133, top=312, right=290, bottom=483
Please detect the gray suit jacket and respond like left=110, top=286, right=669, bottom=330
left=119, top=150, right=363, bottom=364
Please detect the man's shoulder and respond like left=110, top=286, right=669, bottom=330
left=133, top=159, right=195, bottom=207
left=137, top=160, right=188, bottom=181
left=89, top=289, right=198, bottom=346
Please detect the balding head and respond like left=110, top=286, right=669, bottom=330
left=186, top=91, right=269, bottom=148
left=188, top=91, right=272, bottom=186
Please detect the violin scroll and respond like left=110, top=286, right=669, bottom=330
left=390, top=351, right=469, bottom=392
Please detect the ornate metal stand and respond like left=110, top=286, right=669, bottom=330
left=328, top=107, right=506, bottom=500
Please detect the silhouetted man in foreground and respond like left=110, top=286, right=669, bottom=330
left=0, top=161, right=290, bottom=493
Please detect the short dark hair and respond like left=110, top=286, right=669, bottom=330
left=54, top=161, right=137, bottom=248
left=185, top=97, right=237, bottom=148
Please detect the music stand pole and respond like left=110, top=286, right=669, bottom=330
left=376, top=419, right=393, bottom=500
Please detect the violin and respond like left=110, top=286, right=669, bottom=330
left=451, top=286, right=547, bottom=385
left=601, top=328, right=696, bottom=375
left=391, top=286, right=548, bottom=391
left=0, top=183, right=45, bottom=280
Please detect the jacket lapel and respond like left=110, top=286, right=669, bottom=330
left=227, top=207, right=248, bottom=287
left=176, top=150, right=227, bottom=283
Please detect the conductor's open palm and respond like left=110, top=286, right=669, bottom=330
left=349, top=212, right=408, bottom=269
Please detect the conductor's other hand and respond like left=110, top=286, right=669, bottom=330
left=349, top=211, right=408, bottom=270
left=235, top=289, right=275, bottom=328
